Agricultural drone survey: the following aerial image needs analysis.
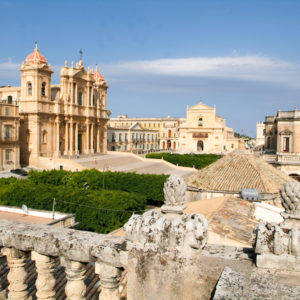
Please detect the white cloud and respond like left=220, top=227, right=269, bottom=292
left=102, top=55, right=300, bottom=89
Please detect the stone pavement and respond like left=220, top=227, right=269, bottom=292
left=72, top=152, right=195, bottom=177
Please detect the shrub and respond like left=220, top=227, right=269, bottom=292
left=0, top=179, right=146, bottom=234
left=29, top=169, right=168, bottom=205
left=146, top=153, right=221, bottom=169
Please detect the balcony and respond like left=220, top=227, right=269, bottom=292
left=0, top=136, right=18, bottom=143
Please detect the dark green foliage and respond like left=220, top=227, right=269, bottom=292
left=0, top=178, right=146, bottom=234
left=145, top=153, right=221, bottom=169
left=67, top=169, right=168, bottom=205
left=28, top=169, right=168, bottom=205
left=0, top=169, right=169, bottom=233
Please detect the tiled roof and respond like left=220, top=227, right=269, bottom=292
left=187, top=150, right=291, bottom=193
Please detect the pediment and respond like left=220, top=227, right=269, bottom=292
left=129, top=122, right=143, bottom=130
left=279, top=129, right=293, bottom=135
left=189, top=101, right=214, bottom=111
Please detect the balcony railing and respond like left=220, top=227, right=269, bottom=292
left=0, top=219, right=126, bottom=300
left=0, top=136, right=18, bottom=142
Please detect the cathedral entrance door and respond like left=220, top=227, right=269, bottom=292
left=78, top=134, right=82, bottom=154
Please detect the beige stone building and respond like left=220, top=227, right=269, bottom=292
left=262, top=109, right=300, bottom=177
left=107, top=122, right=159, bottom=152
left=0, top=44, right=108, bottom=167
left=109, top=116, right=185, bottom=151
left=178, top=102, right=239, bottom=153
left=0, top=90, right=20, bottom=170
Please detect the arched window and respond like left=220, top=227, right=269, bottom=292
left=27, top=82, right=32, bottom=96
left=198, top=118, right=203, bottom=126
left=41, top=82, right=46, bottom=96
left=197, top=140, right=204, bottom=152
left=168, top=130, right=171, bottom=138
left=163, top=141, right=166, bottom=149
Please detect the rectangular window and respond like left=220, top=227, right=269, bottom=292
left=5, top=150, right=10, bottom=161
left=119, top=133, right=122, bottom=142
left=283, top=137, right=290, bottom=152
left=78, top=92, right=83, bottom=106
left=5, top=107, right=9, bottom=116
left=5, top=127, right=10, bottom=140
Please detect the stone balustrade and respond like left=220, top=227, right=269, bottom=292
left=0, top=219, right=127, bottom=299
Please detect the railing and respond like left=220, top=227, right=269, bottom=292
left=0, top=219, right=126, bottom=300
left=0, top=136, right=18, bottom=142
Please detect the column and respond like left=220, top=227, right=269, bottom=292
left=97, top=125, right=100, bottom=153
left=64, top=122, right=69, bottom=155
left=75, top=123, right=78, bottom=154
left=91, top=88, right=94, bottom=107
left=85, top=122, right=89, bottom=154
left=102, top=125, right=107, bottom=154
left=70, top=80, right=74, bottom=104
left=70, top=121, right=74, bottom=156
left=55, top=121, right=60, bottom=157
left=62, top=259, right=87, bottom=300
left=95, top=262, right=121, bottom=300
left=75, top=83, right=78, bottom=105
left=90, top=124, right=94, bottom=154
left=31, top=251, right=56, bottom=300
left=3, top=247, right=29, bottom=300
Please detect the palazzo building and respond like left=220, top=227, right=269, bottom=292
left=107, top=122, right=159, bottom=152
left=0, top=89, right=20, bottom=170
left=0, top=44, right=109, bottom=168
left=109, top=116, right=185, bottom=151
left=262, top=108, right=300, bottom=177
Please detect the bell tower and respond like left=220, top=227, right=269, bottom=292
left=19, top=43, right=53, bottom=162
left=20, top=42, right=53, bottom=113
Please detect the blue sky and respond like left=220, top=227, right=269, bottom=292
left=1, top=0, right=300, bottom=136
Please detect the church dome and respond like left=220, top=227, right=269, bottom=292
left=94, top=66, right=104, bottom=82
left=25, top=43, right=48, bottom=66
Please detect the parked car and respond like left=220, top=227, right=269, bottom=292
left=10, top=169, right=28, bottom=176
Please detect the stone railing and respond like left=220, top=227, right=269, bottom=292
left=0, top=175, right=209, bottom=300
left=277, top=153, right=300, bottom=164
left=254, top=181, right=300, bottom=271
left=277, top=110, right=300, bottom=119
left=0, top=220, right=127, bottom=299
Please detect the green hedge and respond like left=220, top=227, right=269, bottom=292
left=145, top=153, right=221, bottom=169
left=0, top=178, right=146, bottom=234
left=28, top=169, right=168, bottom=205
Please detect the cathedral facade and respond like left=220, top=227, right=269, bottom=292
left=0, top=44, right=108, bottom=169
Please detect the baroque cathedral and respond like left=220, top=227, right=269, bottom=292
left=0, top=44, right=108, bottom=170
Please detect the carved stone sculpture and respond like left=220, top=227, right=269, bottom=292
left=124, top=175, right=208, bottom=254
left=254, top=180, right=300, bottom=271
left=161, top=174, right=187, bottom=214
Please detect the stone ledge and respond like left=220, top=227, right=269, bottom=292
left=256, top=253, right=300, bottom=272
left=0, top=219, right=126, bottom=267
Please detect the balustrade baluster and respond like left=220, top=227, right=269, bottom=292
left=95, top=262, right=121, bottom=300
left=31, top=251, right=56, bottom=300
left=3, top=247, right=29, bottom=300
left=62, top=258, right=87, bottom=300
